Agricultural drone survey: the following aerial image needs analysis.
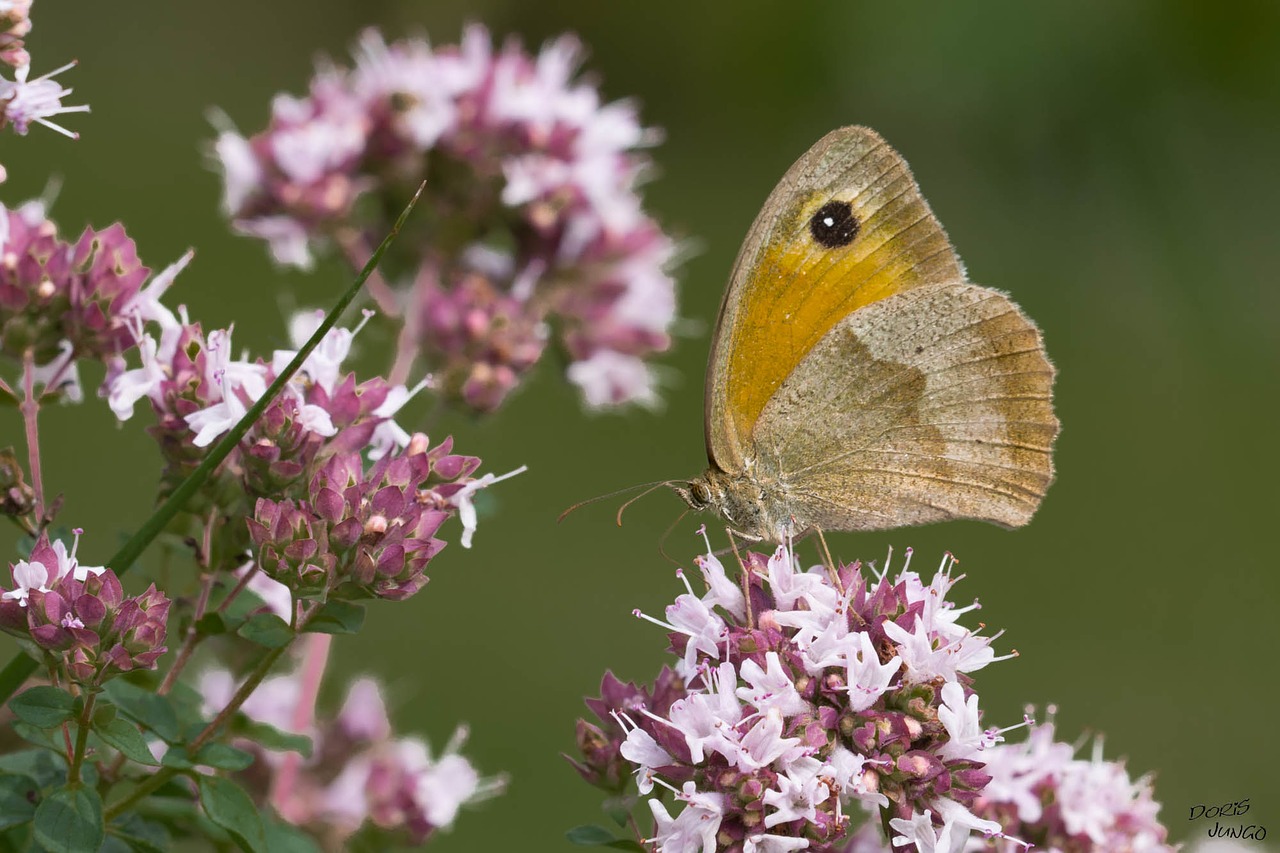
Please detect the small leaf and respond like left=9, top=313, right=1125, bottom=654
left=565, top=825, right=646, bottom=851
left=197, top=775, right=266, bottom=853
left=12, top=721, right=66, bottom=753
left=263, top=819, right=323, bottom=853
left=91, top=700, right=117, bottom=728
left=94, top=718, right=159, bottom=767
left=0, top=773, right=38, bottom=831
left=102, top=681, right=180, bottom=743
left=567, top=825, right=616, bottom=845
left=602, top=795, right=635, bottom=828
left=236, top=613, right=294, bottom=648
left=32, top=784, right=104, bottom=853
left=194, top=743, right=254, bottom=772
left=194, top=612, right=228, bottom=636
left=9, top=687, right=75, bottom=728
left=0, top=749, right=63, bottom=788
left=108, top=812, right=171, bottom=853
left=159, top=748, right=194, bottom=770
left=231, top=718, right=312, bottom=758
left=303, top=600, right=365, bottom=635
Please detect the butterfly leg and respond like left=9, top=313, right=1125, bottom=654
left=804, top=524, right=843, bottom=593
left=724, top=527, right=757, bottom=629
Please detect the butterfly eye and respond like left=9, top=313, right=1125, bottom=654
left=690, top=481, right=712, bottom=507
left=808, top=200, right=859, bottom=248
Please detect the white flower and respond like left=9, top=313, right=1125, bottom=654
left=2, top=558, right=50, bottom=606
left=414, top=747, right=481, bottom=829
left=121, top=249, right=193, bottom=333
left=108, top=334, right=165, bottom=419
left=763, top=544, right=837, bottom=615
left=184, top=374, right=248, bottom=448
left=567, top=350, right=659, bottom=409
left=31, top=340, right=81, bottom=403
left=214, top=130, right=262, bottom=215
left=737, top=651, right=809, bottom=717
left=49, top=536, right=103, bottom=583
left=845, top=631, right=902, bottom=712
left=618, top=720, right=671, bottom=794
left=694, top=544, right=745, bottom=620
left=270, top=310, right=355, bottom=396
left=763, top=756, right=829, bottom=828
left=367, top=380, right=427, bottom=462
left=735, top=707, right=804, bottom=773
left=0, top=62, right=89, bottom=137
left=938, top=681, right=999, bottom=761
left=666, top=687, right=741, bottom=765
left=666, top=593, right=727, bottom=679
left=744, top=834, right=810, bottom=853
left=234, top=216, right=314, bottom=270
left=647, top=784, right=724, bottom=853
left=447, top=466, right=526, bottom=548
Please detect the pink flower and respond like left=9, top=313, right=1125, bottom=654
left=213, top=25, right=680, bottom=414
left=576, top=540, right=1017, bottom=852
left=0, top=61, right=88, bottom=137
left=0, top=533, right=167, bottom=684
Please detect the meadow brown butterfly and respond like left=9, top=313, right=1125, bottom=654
left=672, top=126, right=1059, bottom=542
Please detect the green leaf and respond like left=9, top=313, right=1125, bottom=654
left=11, top=722, right=65, bottom=754
left=107, top=813, right=171, bottom=853
left=602, top=795, right=635, bottom=828
left=8, top=687, right=75, bottom=729
left=91, top=700, right=117, bottom=728
left=102, top=681, right=180, bottom=743
left=236, top=613, right=294, bottom=648
left=197, top=775, right=266, bottom=853
left=565, top=825, right=645, bottom=850
left=230, top=718, right=312, bottom=758
left=193, top=612, right=229, bottom=636
left=0, top=774, right=38, bottom=831
left=0, top=750, right=62, bottom=788
left=194, top=743, right=254, bottom=772
left=32, top=784, right=104, bottom=853
left=94, top=719, right=159, bottom=767
left=158, top=748, right=193, bottom=771
left=303, top=600, right=365, bottom=635
left=263, top=819, right=322, bottom=853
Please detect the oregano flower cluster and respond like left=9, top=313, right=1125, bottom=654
left=215, top=26, right=679, bottom=412
left=571, top=536, right=1181, bottom=853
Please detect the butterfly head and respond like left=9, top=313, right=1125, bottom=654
left=672, top=468, right=777, bottom=541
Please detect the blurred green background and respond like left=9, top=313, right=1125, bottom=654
left=3, top=1, right=1278, bottom=849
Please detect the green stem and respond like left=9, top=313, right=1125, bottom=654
left=102, top=639, right=295, bottom=822
left=103, top=603, right=316, bottom=822
left=67, top=692, right=96, bottom=785
left=0, top=183, right=425, bottom=706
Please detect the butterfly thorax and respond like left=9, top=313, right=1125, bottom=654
left=673, top=466, right=798, bottom=543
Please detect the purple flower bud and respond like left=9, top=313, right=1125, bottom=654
left=1, top=533, right=169, bottom=685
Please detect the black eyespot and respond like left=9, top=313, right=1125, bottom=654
left=808, top=200, right=859, bottom=248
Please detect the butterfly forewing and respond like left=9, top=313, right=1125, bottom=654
left=705, top=126, right=965, bottom=471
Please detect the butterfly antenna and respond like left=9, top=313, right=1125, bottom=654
left=615, top=481, right=677, bottom=527
left=557, top=479, right=676, bottom=524
left=657, top=508, right=690, bottom=566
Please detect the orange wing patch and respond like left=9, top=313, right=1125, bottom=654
left=719, top=134, right=964, bottom=450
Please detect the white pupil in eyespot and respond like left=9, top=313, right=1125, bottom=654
left=823, top=217, right=834, bottom=226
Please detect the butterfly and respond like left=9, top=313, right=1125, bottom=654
left=672, top=126, right=1059, bottom=543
